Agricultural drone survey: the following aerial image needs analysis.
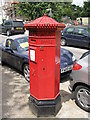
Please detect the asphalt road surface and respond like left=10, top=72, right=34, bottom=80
left=0, top=34, right=89, bottom=118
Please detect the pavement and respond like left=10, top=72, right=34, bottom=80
left=1, top=64, right=89, bottom=118
left=0, top=34, right=90, bottom=119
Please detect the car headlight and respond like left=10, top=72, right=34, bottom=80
left=61, top=32, right=64, bottom=35
left=72, top=55, right=76, bottom=62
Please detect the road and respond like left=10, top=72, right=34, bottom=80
left=0, top=34, right=89, bottom=118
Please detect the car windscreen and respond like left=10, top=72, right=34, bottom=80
left=13, top=21, right=24, bottom=26
left=15, top=37, right=29, bottom=51
left=61, top=48, right=65, bottom=56
left=86, top=28, right=90, bottom=34
left=61, top=48, right=73, bottom=56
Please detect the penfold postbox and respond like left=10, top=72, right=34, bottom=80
left=24, top=14, right=65, bottom=117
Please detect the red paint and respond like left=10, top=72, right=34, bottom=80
left=25, top=14, right=65, bottom=100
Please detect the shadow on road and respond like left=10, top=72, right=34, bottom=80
left=60, top=90, right=74, bottom=104
left=1, top=64, right=30, bottom=118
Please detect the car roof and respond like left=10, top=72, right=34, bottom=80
left=4, top=20, right=23, bottom=22
left=67, top=25, right=87, bottom=29
left=7, top=34, right=28, bottom=40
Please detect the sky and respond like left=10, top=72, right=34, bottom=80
left=72, top=0, right=88, bottom=7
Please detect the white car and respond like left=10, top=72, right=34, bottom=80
left=69, top=51, right=90, bottom=112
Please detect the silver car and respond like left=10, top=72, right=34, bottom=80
left=69, top=51, right=90, bottom=112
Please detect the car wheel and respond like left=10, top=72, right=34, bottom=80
left=23, top=64, right=30, bottom=82
left=75, top=85, right=90, bottom=112
left=6, top=30, right=11, bottom=36
left=1, top=61, right=5, bottom=66
left=61, top=39, right=66, bottom=46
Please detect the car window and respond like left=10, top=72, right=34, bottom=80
left=66, top=28, right=74, bottom=34
left=6, top=39, right=11, bottom=47
left=4, top=22, right=11, bottom=26
left=13, top=21, right=24, bottom=26
left=86, top=28, right=90, bottom=34
left=10, top=40, right=17, bottom=50
left=6, top=39, right=17, bottom=50
left=74, top=28, right=87, bottom=35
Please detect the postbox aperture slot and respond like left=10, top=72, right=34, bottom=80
left=31, top=39, right=36, bottom=44
left=31, top=39, right=36, bottom=42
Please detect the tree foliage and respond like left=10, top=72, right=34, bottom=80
left=16, top=1, right=90, bottom=21
left=82, top=1, right=90, bottom=17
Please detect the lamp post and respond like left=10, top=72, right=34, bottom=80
left=48, top=8, right=52, bottom=17
left=46, top=8, right=52, bottom=17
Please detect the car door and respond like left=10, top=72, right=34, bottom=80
left=2, top=39, right=14, bottom=65
left=64, top=27, right=74, bottom=45
left=3, top=39, right=21, bottom=69
left=73, top=28, right=89, bottom=47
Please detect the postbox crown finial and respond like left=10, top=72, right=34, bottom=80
left=44, top=14, right=47, bottom=16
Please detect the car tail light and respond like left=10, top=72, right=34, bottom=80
left=73, top=62, right=82, bottom=70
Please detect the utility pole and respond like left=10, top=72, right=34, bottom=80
left=46, top=8, right=52, bottom=18
left=48, top=8, right=52, bottom=17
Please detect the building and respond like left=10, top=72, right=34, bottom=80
left=77, top=17, right=89, bottom=26
left=0, top=0, right=18, bottom=24
left=0, top=0, right=6, bottom=24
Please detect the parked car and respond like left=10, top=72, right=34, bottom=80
left=80, top=50, right=90, bottom=59
left=60, top=47, right=75, bottom=78
left=0, top=35, right=75, bottom=81
left=61, top=26, right=90, bottom=49
left=0, top=20, right=25, bottom=36
left=69, top=51, right=90, bottom=112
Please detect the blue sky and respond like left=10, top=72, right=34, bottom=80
left=72, top=0, right=88, bottom=7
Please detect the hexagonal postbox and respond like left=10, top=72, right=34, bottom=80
left=24, top=14, right=65, bottom=117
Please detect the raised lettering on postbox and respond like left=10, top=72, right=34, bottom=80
left=41, top=40, right=52, bottom=44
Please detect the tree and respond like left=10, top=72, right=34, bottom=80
left=82, top=1, right=90, bottom=17
left=16, top=2, right=90, bottom=22
left=16, top=2, right=51, bottom=20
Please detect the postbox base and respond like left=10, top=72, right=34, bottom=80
left=29, top=94, right=61, bottom=117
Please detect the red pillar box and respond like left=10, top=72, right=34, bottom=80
left=24, top=14, right=65, bottom=117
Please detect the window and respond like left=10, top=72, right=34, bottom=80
left=10, top=40, right=17, bottom=50
left=6, top=39, right=11, bottom=47
left=4, top=22, right=11, bottom=26
left=66, top=28, right=74, bottom=34
left=6, top=39, right=17, bottom=50
left=86, top=28, right=90, bottom=34
left=74, top=28, right=87, bottom=35
left=13, top=21, right=24, bottom=26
